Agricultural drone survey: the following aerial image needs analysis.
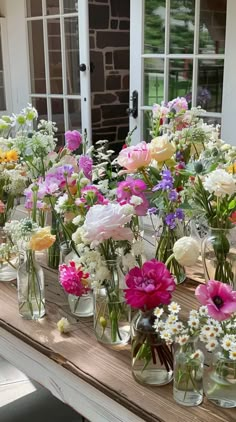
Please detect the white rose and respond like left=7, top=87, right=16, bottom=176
left=203, top=169, right=236, bottom=197
left=173, top=237, right=200, bottom=266
left=149, top=135, right=176, bottom=162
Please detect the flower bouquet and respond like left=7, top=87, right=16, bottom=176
left=124, top=259, right=176, bottom=385
left=196, top=280, right=236, bottom=408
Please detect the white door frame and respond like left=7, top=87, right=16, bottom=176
left=0, top=17, right=12, bottom=114
left=130, top=0, right=234, bottom=145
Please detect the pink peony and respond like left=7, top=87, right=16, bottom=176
left=59, top=261, right=90, bottom=296
left=124, top=259, right=176, bottom=310
left=83, top=203, right=133, bottom=247
left=117, top=177, right=148, bottom=216
left=117, top=141, right=152, bottom=172
left=65, top=130, right=82, bottom=151
left=195, top=280, right=236, bottom=321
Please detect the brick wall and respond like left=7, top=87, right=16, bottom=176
left=89, top=0, right=130, bottom=151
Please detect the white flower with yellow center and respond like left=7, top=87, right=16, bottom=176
left=229, top=349, right=236, bottom=360
left=176, top=335, right=189, bottom=345
left=189, top=309, right=199, bottom=319
left=205, top=340, right=218, bottom=351
left=199, top=306, right=208, bottom=317
left=190, top=350, right=202, bottom=360
left=168, top=302, right=181, bottom=314
left=188, top=318, right=200, bottom=329
left=154, top=307, right=164, bottom=318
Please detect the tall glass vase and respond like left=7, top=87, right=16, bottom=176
left=131, top=310, right=173, bottom=385
left=203, top=349, right=236, bottom=408
left=156, top=225, right=186, bottom=284
left=47, top=213, right=60, bottom=269
left=202, top=227, right=236, bottom=288
left=173, top=338, right=204, bottom=406
left=93, top=259, right=130, bottom=347
left=17, top=250, right=45, bottom=319
left=0, top=226, right=18, bottom=282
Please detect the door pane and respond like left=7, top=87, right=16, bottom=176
left=31, top=98, right=48, bottom=121
left=144, top=58, right=164, bottom=106
left=169, top=59, right=193, bottom=102
left=144, top=0, right=165, bottom=54
left=48, top=19, right=63, bottom=94
left=26, top=0, right=43, bottom=17
left=198, top=59, right=224, bottom=112
left=51, top=98, right=65, bottom=147
left=68, top=99, right=81, bottom=131
left=64, top=0, right=78, bottom=14
left=199, top=0, right=226, bottom=54
left=28, top=20, right=46, bottom=94
left=46, top=0, right=60, bottom=15
left=170, top=0, right=195, bottom=54
left=64, top=17, right=80, bottom=95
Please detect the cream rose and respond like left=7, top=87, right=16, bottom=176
left=173, top=237, right=200, bottom=267
left=149, top=135, right=176, bottom=162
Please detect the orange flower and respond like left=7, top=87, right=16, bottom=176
left=6, top=150, right=19, bottom=162
left=29, top=227, right=56, bottom=251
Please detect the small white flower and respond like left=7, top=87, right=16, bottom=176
left=57, top=317, right=70, bottom=334
left=188, top=317, right=200, bottom=329
left=121, top=203, right=135, bottom=216
left=160, top=330, right=172, bottom=342
left=166, top=314, right=178, bottom=324
left=205, top=340, right=218, bottom=351
left=190, top=350, right=202, bottom=360
left=222, top=337, right=233, bottom=351
left=229, top=349, right=236, bottom=360
left=189, top=309, right=199, bottom=319
left=199, top=306, right=208, bottom=317
left=72, top=215, right=82, bottom=226
left=154, top=307, right=164, bottom=318
left=168, top=302, right=181, bottom=314
left=130, top=195, right=143, bottom=206
left=176, top=335, right=189, bottom=345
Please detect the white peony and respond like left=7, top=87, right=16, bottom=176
left=82, top=203, right=133, bottom=247
left=173, top=236, right=200, bottom=267
left=203, top=169, right=236, bottom=197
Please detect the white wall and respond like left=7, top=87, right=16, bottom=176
left=1, top=0, right=29, bottom=113
left=221, top=0, right=236, bottom=145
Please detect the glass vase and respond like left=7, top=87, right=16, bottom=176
left=156, top=226, right=186, bottom=284
left=131, top=310, right=173, bottom=385
left=0, top=227, right=18, bottom=282
left=203, top=349, right=236, bottom=408
left=94, top=288, right=130, bottom=347
left=47, top=214, right=60, bottom=269
left=173, top=339, right=204, bottom=406
left=202, top=227, right=236, bottom=288
left=17, top=250, right=45, bottom=320
left=68, top=292, right=94, bottom=317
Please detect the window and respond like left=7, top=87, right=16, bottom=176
left=0, top=19, right=7, bottom=112
left=130, top=0, right=227, bottom=141
left=26, top=0, right=91, bottom=146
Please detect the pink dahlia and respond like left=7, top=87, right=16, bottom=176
left=59, top=261, right=90, bottom=296
left=195, top=280, right=236, bottom=321
left=124, top=259, right=176, bottom=310
left=65, top=130, right=82, bottom=151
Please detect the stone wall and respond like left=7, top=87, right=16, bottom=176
left=88, top=0, right=130, bottom=151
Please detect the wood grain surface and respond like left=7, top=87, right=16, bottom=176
left=0, top=264, right=235, bottom=422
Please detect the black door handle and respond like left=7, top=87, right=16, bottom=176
left=126, top=90, right=138, bottom=118
left=79, top=63, right=86, bottom=72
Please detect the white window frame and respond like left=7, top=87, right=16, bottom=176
left=130, top=0, right=228, bottom=144
left=25, top=0, right=92, bottom=143
left=0, top=17, right=12, bottom=114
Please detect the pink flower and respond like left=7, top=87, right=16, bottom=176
left=168, top=97, right=188, bottom=113
left=117, top=177, right=148, bottom=216
left=59, top=261, right=90, bottom=296
left=117, top=141, right=152, bottom=172
left=124, top=259, right=176, bottom=310
left=78, top=155, right=93, bottom=180
left=65, top=130, right=82, bottom=151
left=195, top=280, right=236, bottom=321
left=77, top=185, right=108, bottom=207
left=83, top=203, right=133, bottom=247
left=0, top=200, right=5, bottom=214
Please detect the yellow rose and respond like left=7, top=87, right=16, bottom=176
left=149, top=135, right=176, bottom=162
left=29, top=227, right=56, bottom=251
left=6, top=150, right=19, bottom=162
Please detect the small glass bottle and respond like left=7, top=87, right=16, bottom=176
left=173, top=339, right=204, bottom=406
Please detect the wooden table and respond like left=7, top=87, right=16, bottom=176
left=0, top=266, right=235, bottom=422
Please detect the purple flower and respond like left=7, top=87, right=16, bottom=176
left=78, top=155, right=93, bottom=180
left=165, top=213, right=176, bottom=229
left=168, top=190, right=178, bottom=202
left=175, top=208, right=185, bottom=221
left=148, top=207, right=158, bottom=215
left=175, top=151, right=184, bottom=161
left=168, top=97, right=188, bottom=113
left=65, top=130, right=82, bottom=151
left=153, top=168, right=174, bottom=192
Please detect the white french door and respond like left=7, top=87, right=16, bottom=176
left=26, top=0, right=91, bottom=145
left=130, top=0, right=232, bottom=144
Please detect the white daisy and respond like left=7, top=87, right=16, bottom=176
left=154, top=307, right=164, bottom=318
left=168, top=302, right=181, bottom=314
left=229, top=350, right=236, bottom=360
left=176, top=335, right=190, bottom=345
left=205, top=340, right=218, bottom=351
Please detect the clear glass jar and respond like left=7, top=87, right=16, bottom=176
left=0, top=227, right=18, bottom=282
left=59, top=240, right=72, bottom=264
left=173, top=339, right=204, bottom=406
left=204, top=349, right=236, bottom=408
left=131, top=310, right=173, bottom=385
left=202, top=227, right=236, bottom=288
left=94, top=287, right=130, bottom=347
left=17, top=250, right=45, bottom=319
left=47, top=214, right=60, bottom=269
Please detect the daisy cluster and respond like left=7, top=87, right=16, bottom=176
left=153, top=302, right=208, bottom=346
left=199, top=318, right=236, bottom=359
